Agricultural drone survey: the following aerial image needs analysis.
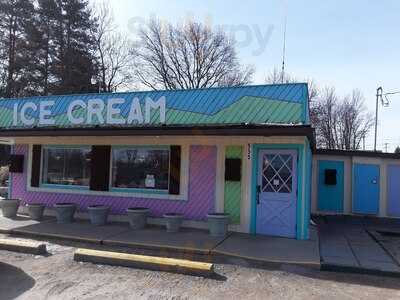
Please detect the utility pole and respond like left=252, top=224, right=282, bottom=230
left=384, top=143, right=389, bottom=153
left=363, top=135, right=366, bottom=150
left=374, top=87, right=399, bottom=152
left=374, top=87, right=383, bottom=152
left=281, top=5, right=287, bottom=83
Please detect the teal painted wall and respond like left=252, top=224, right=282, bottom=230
left=317, top=160, right=344, bottom=213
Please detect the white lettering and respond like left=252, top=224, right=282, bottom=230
left=39, top=100, right=55, bottom=125
left=145, top=96, right=166, bottom=124
left=87, top=99, right=105, bottom=124
left=67, top=100, right=86, bottom=124
left=127, top=97, right=143, bottom=124
left=13, top=103, right=18, bottom=126
left=12, top=96, right=167, bottom=128
left=20, top=102, right=37, bottom=126
left=106, top=98, right=125, bottom=125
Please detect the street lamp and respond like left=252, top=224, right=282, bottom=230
left=374, top=87, right=400, bottom=152
left=374, top=87, right=387, bottom=151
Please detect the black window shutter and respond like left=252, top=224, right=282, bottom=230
left=90, top=145, right=111, bottom=191
left=169, top=145, right=181, bottom=195
left=9, top=155, right=24, bottom=173
left=225, top=158, right=242, bottom=181
left=31, top=145, right=42, bottom=187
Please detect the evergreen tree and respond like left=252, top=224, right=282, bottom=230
left=50, top=0, right=98, bottom=94
left=395, top=146, right=400, bottom=154
left=25, top=0, right=59, bottom=95
left=0, top=0, right=35, bottom=97
left=0, top=0, right=99, bottom=97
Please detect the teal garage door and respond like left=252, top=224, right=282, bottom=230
left=317, top=160, right=344, bottom=212
left=352, top=163, right=380, bottom=214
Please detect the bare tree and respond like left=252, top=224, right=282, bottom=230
left=265, top=68, right=295, bottom=84
left=93, top=2, right=135, bottom=92
left=313, top=88, right=373, bottom=150
left=312, top=87, right=341, bottom=148
left=134, top=19, right=254, bottom=90
left=265, top=68, right=373, bottom=150
left=265, top=67, right=319, bottom=102
left=338, top=90, right=374, bottom=150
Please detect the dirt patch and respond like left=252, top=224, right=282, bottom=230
left=1, top=234, right=400, bottom=299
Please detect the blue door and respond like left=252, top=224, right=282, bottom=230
left=317, top=160, right=344, bottom=212
left=387, top=165, right=400, bottom=217
left=352, top=163, right=380, bottom=214
left=256, top=150, right=297, bottom=238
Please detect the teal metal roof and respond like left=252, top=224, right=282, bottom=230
left=0, top=83, right=309, bottom=130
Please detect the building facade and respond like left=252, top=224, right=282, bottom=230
left=312, top=149, right=400, bottom=218
left=0, top=84, right=313, bottom=240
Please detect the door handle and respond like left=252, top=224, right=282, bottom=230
left=256, top=185, right=261, bottom=205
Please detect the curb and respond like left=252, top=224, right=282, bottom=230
left=10, top=228, right=103, bottom=245
left=74, top=248, right=215, bottom=277
left=0, top=238, right=47, bottom=255
left=102, top=239, right=212, bottom=256
left=212, top=249, right=321, bottom=270
left=321, top=263, right=400, bottom=278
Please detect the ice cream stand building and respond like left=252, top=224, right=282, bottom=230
left=0, top=83, right=313, bottom=240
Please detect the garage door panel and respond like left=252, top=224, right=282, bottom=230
left=352, top=163, right=379, bottom=215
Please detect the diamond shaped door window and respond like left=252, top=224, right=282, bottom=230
left=262, top=154, right=293, bottom=193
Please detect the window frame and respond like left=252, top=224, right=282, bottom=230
left=109, top=145, right=171, bottom=194
left=40, top=144, right=91, bottom=190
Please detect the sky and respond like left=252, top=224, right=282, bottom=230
left=93, top=0, right=400, bottom=152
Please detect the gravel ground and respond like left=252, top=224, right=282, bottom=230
left=1, top=236, right=400, bottom=300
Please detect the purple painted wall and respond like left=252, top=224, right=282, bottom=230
left=11, top=144, right=217, bottom=221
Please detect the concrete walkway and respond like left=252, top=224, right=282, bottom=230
left=0, top=214, right=320, bottom=269
left=213, top=230, right=320, bottom=269
left=316, top=215, right=400, bottom=275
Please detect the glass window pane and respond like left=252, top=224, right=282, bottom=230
left=112, top=147, right=169, bottom=190
left=261, top=153, right=294, bottom=194
left=42, top=147, right=91, bottom=186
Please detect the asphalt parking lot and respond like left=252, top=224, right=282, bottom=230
left=1, top=236, right=400, bottom=300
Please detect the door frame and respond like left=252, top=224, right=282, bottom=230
left=256, top=149, right=298, bottom=237
left=250, top=143, right=307, bottom=239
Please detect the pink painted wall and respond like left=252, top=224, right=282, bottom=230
left=11, top=144, right=217, bottom=221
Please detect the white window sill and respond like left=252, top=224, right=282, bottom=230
left=27, top=186, right=187, bottom=201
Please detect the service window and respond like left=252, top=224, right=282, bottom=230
left=111, top=147, right=170, bottom=191
left=41, top=146, right=91, bottom=187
